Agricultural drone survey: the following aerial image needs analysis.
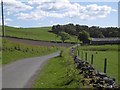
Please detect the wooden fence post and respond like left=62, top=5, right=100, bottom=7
left=81, top=51, right=83, bottom=60
left=78, top=50, right=79, bottom=57
left=85, top=52, right=87, bottom=61
left=91, top=54, right=94, bottom=65
left=104, top=58, right=107, bottom=73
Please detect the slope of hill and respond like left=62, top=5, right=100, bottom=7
left=5, top=26, right=77, bottom=43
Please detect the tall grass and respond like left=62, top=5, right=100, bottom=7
left=2, top=39, right=59, bottom=65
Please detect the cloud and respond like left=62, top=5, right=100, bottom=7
left=3, top=0, right=33, bottom=15
left=13, top=26, right=20, bottom=28
left=14, top=0, right=117, bottom=20
left=2, top=0, right=117, bottom=20
left=28, top=0, right=69, bottom=5
left=5, top=18, right=12, bottom=22
left=112, top=9, right=117, bottom=12
left=0, top=16, right=13, bottom=25
left=16, top=12, right=44, bottom=20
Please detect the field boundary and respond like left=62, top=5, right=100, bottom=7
left=4, top=36, right=75, bottom=47
left=4, top=36, right=77, bottom=44
left=71, top=47, right=119, bottom=88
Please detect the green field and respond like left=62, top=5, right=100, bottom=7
left=2, top=39, right=59, bottom=65
left=78, top=45, right=119, bottom=83
left=5, top=26, right=77, bottom=43
left=2, top=25, right=120, bottom=87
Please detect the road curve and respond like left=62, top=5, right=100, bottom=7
left=2, top=51, right=60, bottom=88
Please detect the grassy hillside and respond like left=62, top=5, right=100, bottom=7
left=5, top=26, right=77, bottom=43
left=2, top=39, right=59, bottom=65
left=78, top=45, right=119, bottom=83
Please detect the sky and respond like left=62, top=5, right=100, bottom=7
left=0, top=0, right=119, bottom=28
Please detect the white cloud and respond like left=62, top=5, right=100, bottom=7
left=0, top=17, right=12, bottom=25
left=14, top=0, right=117, bottom=20
left=13, top=26, right=20, bottom=28
left=5, top=18, right=12, bottom=22
left=3, top=0, right=33, bottom=15
left=112, top=9, right=117, bottom=12
left=16, top=12, right=44, bottom=20
left=28, top=0, right=69, bottom=5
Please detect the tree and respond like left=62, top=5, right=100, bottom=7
left=52, top=24, right=63, bottom=34
left=109, top=31, right=119, bottom=37
left=58, top=32, right=70, bottom=43
left=64, top=24, right=76, bottom=35
left=52, top=24, right=120, bottom=38
left=76, top=24, right=82, bottom=33
left=78, top=30, right=90, bottom=44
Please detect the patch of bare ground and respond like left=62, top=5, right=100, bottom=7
left=5, top=37, right=75, bottom=47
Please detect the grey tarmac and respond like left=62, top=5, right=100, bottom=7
left=2, top=51, right=60, bottom=88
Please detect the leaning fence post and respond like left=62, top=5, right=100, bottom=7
left=85, top=52, right=87, bottom=61
left=82, top=51, right=83, bottom=60
left=91, top=54, right=94, bottom=65
left=78, top=50, right=79, bottom=56
left=104, top=58, right=107, bottom=73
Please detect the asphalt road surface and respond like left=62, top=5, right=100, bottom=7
left=2, top=51, right=60, bottom=88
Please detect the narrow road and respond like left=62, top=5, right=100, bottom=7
left=2, top=51, right=60, bottom=88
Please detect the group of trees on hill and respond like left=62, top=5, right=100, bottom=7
left=52, top=23, right=120, bottom=43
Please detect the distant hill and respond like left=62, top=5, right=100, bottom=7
left=4, top=26, right=77, bottom=43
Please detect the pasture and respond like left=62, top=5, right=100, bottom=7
left=78, top=45, right=119, bottom=83
left=5, top=26, right=76, bottom=43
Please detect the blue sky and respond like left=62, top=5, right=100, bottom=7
left=1, top=0, right=119, bottom=28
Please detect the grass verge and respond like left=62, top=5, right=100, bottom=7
left=32, top=48, right=85, bottom=88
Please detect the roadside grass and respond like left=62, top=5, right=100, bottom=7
left=2, top=39, right=59, bottom=65
left=5, top=26, right=77, bottom=43
left=78, top=45, right=119, bottom=83
left=32, top=48, right=85, bottom=88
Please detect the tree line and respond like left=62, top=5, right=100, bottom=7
left=51, top=23, right=120, bottom=43
left=52, top=23, right=120, bottom=38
